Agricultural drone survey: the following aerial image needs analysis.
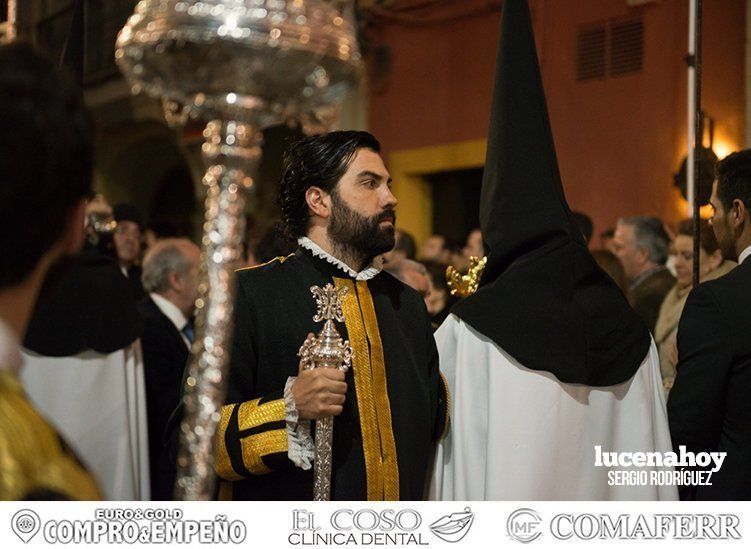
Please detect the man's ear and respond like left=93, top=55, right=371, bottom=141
left=636, top=245, right=650, bottom=265
left=733, top=198, right=748, bottom=231
left=167, top=270, right=183, bottom=292
left=305, top=186, right=331, bottom=220
left=60, top=198, right=88, bottom=255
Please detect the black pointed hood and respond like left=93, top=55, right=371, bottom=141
left=451, top=0, right=650, bottom=386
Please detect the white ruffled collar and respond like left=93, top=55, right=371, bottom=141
left=298, top=237, right=382, bottom=281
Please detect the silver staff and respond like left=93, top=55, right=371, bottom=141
left=298, top=284, right=353, bottom=500
left=115, top=0, right=361, bottom=500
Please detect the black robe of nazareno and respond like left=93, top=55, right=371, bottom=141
left=213, top=247, right=448, bottom=501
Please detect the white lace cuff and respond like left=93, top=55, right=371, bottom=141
left=284, top=376, right=315, bottom=470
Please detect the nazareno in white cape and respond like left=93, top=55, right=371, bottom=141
left=428, top=314, right=678, bottom=501
left=21, top=343, right=150, bottom=501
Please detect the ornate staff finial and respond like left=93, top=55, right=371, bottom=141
left=312, top=284, right=348, bottom=323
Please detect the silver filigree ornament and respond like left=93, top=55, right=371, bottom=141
left=115, top=0, right=361, bottom=500
left=297, top=284, right=353, bottom=500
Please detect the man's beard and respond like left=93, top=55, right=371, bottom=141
left=714, top=221, right=737, bottom=261
left=328, top=190, right=396, bottom=265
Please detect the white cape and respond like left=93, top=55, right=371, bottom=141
left=20, top=343, right=150, bottom=500
left=429, top=314, right=678, bottom=501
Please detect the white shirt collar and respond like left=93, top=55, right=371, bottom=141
left=150, top=293, right=189, bottom=333
left=739, top=245, right=751, bottom=265
left=297, top=237, right=383, bottom=281
left=0, top=316, right=22, bottom=374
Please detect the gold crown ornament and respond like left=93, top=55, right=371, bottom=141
left=446, top=256, right=487, bottom=298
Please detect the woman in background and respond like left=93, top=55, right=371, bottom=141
left=655, top=219, right=735, bottom=394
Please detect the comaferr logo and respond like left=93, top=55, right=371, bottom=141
left=506, top=508, right=543, bottom=543
left=429, top=507, right=475, bottom=543
left=506, top=510, right=742, bottom=543
left=550, top=513, right=741, bottom=541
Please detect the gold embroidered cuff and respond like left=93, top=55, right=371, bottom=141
left=215, top=397, right=288, bottom=480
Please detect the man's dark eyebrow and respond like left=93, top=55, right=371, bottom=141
left=357, top=170, right=393, bottom=184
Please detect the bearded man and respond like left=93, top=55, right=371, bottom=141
left=210, top=131, right=448, bottom=500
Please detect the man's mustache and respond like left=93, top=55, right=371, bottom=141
left=377, top=209, right=396, bottom=224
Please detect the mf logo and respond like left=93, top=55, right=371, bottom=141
left=506, top=508, right=542, bottom=543
left=291, top=510, right=317, bottom=531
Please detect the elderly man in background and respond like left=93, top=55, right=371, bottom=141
left=138, top=238, right=201, bottom=500
left=613, top=216, right=675, bottom=332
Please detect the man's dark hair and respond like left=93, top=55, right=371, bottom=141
left=394, top=229, right=416, bottom=259
left=0, top=43, right=92, bottom=287
left=716, top=149, right=751, bottom=214
left=278, top=130, right=381, bottom=240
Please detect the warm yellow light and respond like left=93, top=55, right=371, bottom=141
left=712, top=138, right=735, bottom=160
left=699, top=204, right=713, bottom=220
left=676, top=198, right=715, bottom=220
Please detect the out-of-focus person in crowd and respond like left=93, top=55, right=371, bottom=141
left=0, top=42, right=100, bottom=499
left=23, top=188, right=148, bottom=499
left=144, top=220, right=180, bottom=251
left=613, top=216, right=675, bottom=333
left=572, top=211, right=593, bottom=245
left=591, top=249, right=629, bottom=296
left=600, top=228, right=616, bottom=254
left=663, top=223, right=678, bottom=278
left=655, top=219, right=734, bottom=395
left=422, top=260, right=459, bottom=330
left=420, top=233, right=455, bottom=263
left=138, top=239, right=200, bottom=500
left=668, top=149, right=751, bottom=500
left=382, top=228, right=416, bottom=267
left=463, top=228, right=484, bottom=260
left=114, top=203, right=146, bottom=300
left=384, top=259, right=431, bottom=300
left=452, top=228, right=483, bottom=272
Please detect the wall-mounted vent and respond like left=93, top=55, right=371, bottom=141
left=576, top=26, right=606, bottom=81
left=610, top=19, right=643, bottom=75
left=576, top=17, right=644, bottom=82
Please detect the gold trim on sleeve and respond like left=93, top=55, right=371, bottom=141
left=218, top=480, right=233, bottom=501
left=239, top=429, right=287, bottom=475
left=215, top=403, right=243, bottom=481
left=237, top=398, right=285, bottom=431
left=215, top=398, right=287, bottom=480
left=356, top=280, right=400, bottom=501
